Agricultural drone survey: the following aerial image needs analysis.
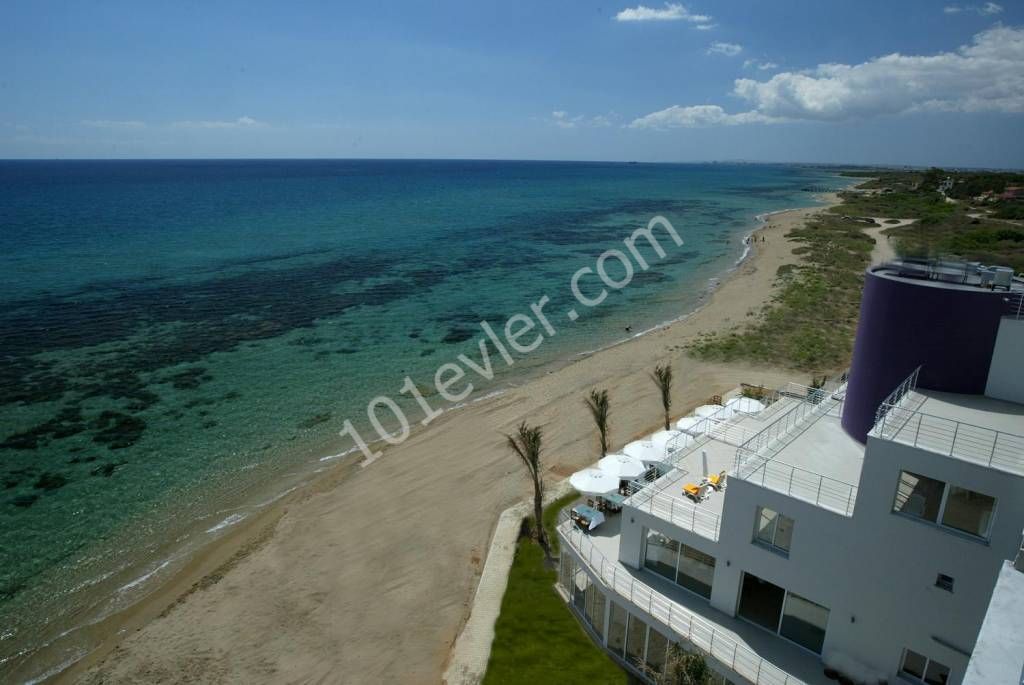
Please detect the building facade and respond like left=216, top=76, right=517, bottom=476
left=557, top=262, right=1024, bottom=685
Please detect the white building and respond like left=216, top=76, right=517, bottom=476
left=556, top=262, right=1024, bottom=685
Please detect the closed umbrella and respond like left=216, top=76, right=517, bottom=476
left=569, top=468, right=619, bottom=495
left=597, top=453, right=646, bottom=480
left=726, top=397, right=766, bottom=414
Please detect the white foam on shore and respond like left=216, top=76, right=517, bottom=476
left=206, top=513, right=247, bottom=534
left=117, top=559, right=171, bottom=594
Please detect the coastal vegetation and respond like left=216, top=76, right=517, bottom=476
left=585, top=389, right=612, bottom=458
left=651, top=364, right=673, bottom=431
left=689, top=168, right=1023, bottom=372
left=483, top=491, right=626, bottom=685
left=688, top=211, right=873, bottom=372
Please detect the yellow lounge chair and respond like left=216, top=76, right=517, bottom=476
left=708, top=471, right=727, bottom=491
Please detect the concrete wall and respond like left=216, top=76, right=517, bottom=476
left=985, top=317, right=1024, bottom=404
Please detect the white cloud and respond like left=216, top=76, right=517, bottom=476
left=631, top=25, right=1024, bottom=128
left=171, top=116, right=264, bottom=130
left=615, top=3, right=712, bottom=28
left=707, top=41, right=743, bottom=57
left=549, top=110, right=618, bottom=129
left=743, top=59, right=778, bottom=71
left=81, top=119, right=146, bottom=129
left=629, top=104, right=778, bottom=129
left=944, top=2, right=1003, bottom=14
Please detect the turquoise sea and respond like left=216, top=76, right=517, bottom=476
left=0, top=160, right=841, bottom=680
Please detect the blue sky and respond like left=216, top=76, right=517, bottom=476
left=1, top=0, right=1022, bottom=167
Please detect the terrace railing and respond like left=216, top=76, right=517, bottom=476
left=738, top=459, right=859, bottom=516
left=874, top=404, right=1024, bottom=476
left=558, top=513, right=805, bottom=685
left=872, top=366, right=921, bottom=436
left=1005, top=291, right=1024, bottom=320
left=623, top=472, right=721, bottom=540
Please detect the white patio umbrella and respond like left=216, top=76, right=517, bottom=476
left=677, top=416, right=713, bottom=435
left=569, top=468, right=619, bottom=495
left=726, top=396, right=766, bottom=414
left=647, top=429, right=692, bottom=459
left=597, top=453, right=646, bottom=480
left=622, top=439, right=661, bottom=463
left=694, top=403, right=732, bottom=419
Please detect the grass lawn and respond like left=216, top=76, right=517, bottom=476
left=482, top=492, right=629, bottom=685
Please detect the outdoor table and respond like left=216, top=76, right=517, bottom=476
left=602, top=493, right=626, bottom=511
left=571, top=504, right=606, bottom=531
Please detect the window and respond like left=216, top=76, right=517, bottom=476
left=645, top=627, right=669, bottom=673
left=753, top=506, right=794, bottom=555
left=779, top=592, right=830, bottom=654
left=677, top=545, right=716, bottom=599
left=584, top=584, right=607, bottom=638
left=893, top=471, right=944, bottom=522
left=941, top=486, right=996, bottom=538
left=739, top=573, right=831, bottom=655
left=935, top=573, right=954, bottom=593
left=893, top=471, right=997, bottom=540
left=624, top=614, right=647, bottom=666
left=607, top=603, right=628, bottom=657
left=643, top=528, right=716, bottom=599
left=644, top=529, right=680, bottom=582
left=900, top=648, right=950, bottom=685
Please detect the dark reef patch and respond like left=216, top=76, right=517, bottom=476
left=33, top=472, right=68, bottom=491
left=166, top=367, right=213, bottom=390
left=442, top=327, right=476, bottom=345
left=299, top=412, right=332, bottom=429
left=91, top=411, right=146, bottom=449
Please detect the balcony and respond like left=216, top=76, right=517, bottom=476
left=557, top=512, right=832, bottom=685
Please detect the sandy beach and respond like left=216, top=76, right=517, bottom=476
left=56, top=197, right=840, bottom=685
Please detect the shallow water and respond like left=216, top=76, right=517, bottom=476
left=0, top=159, right=840, bottom=680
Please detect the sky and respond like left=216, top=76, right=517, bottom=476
left=1, top=0, right=1022, bottom=167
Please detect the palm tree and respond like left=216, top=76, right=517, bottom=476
left=585, top=389, right=611, bottom=457
left=651, top=363, right=673, bottom=430
left=505, top=421, right=550, bottom=557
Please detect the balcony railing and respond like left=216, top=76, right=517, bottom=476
left=1005, top=291, right=1024, bottom=320
left=623, top=473, right=721, bottom=540
left=735, top=380, right=847, bottom=472
left=558, top=513, right=806, bottom=685
left=736, top=459, right=858, bottom=516
left=874, top=403, right=1024, bottom=476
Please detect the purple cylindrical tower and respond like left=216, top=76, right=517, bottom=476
left=841, top=265, right=1008, bottom=442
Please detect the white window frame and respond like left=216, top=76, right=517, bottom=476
left=892, top=470, right=997, bottom=541
left=752, top=506, right=794, bottom=556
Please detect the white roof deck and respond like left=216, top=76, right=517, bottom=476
left=562, top=515, right=832, bottom=685
left=873, top=388, right=1024, bottom=477
left=630, top=382, right=866, bottom=523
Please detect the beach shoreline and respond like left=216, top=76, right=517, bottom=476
left=43, top=191, right=845, bottom=685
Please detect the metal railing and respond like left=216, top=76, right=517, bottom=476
left=736, top=459, right=859, bottom=516
left=872, top=366, right=921, bottom=435
left=558, top=513, right=805, bottom=685
left=735, top=382, right=846, bottom=471
left=1005, top=291, right=1024, bottom=320
left=623, top=472, right=722, bottom=540
left=874, top=404, right=1024, bottom=476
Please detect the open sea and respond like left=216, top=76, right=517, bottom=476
left=0, top=159, right=841, bottom=681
